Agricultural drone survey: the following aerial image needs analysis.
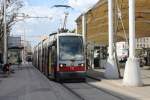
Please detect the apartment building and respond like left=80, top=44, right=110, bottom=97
left=136, top=37, right=150, bottom=49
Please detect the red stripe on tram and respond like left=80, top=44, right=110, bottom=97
left=59, top=66, right=86, bottom=72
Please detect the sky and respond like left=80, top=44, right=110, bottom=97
left=11, top=0, right=99, bottom=46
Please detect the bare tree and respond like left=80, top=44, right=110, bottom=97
left=0, top=0, right=23, bottom=40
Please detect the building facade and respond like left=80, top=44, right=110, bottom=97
left=116, top=42, right=128, bottom=61
left=21, top=40, right=32, bottom=62
left=136, top=37, right=150, bottom=49
left=76, top=0, right=150, bottom=46
left=8, top=36, right=23, bottom=64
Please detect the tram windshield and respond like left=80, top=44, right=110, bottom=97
left=59, top=36, right=84, bottom=60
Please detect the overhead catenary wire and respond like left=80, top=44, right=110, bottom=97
left=114, top=0, right=121, bottom=78
left=113, top=0, right=129, bottom=78
left=116, top=0, right=128, bottom=43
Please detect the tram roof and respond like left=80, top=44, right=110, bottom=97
left=58, top=33, right=82, bottom=36
left=76, top=0, right=150, bottom=45
left=34, top=32, right=83, bottom=49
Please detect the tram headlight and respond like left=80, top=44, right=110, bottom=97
left=60, top=64, right=63, bottom=67
left=81, top=63, right=84, bottom=66
left=79, top=63, right=84, bottom=67
left=59, top=64, right=66, bottom=67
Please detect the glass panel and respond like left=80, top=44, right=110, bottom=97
left=59, top=36, right=84, bottom=60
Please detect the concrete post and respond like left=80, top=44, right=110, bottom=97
left=123, top=0, right=143, bottom=86
left=104, top=0, right=119, bottom=79
left=82, top=13, right=88, bottom=69
left=3, top=0, right=7, bottom=64
left=21, top=47, right=24, bottom=64
left=82, top=13, right=86, bottom=42
left=75, top=22, right=78, bottom=34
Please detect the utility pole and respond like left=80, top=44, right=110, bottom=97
left=123, top=0, right=143, bottom=86
left=82, top=13, right=89, bottom=69
left=104, top=0, right=119, bottom=79
left=3, top=0, right=7, bottom=64
left=75, top=22, right=78, bottom=34
left=82, top=13, right=86, bottom=43
left=23, top=22, right=26, bottom=64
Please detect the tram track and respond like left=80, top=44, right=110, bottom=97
left=86, top=77, right=124, bottom=100
left=86, top=75, right=101, bottom=81
left=61, top=83, right=85, bottom=100
left=45, top=71, right=124, bottom=100
left=60, top=77, right=125, bottom=100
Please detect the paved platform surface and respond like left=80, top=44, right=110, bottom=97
left=0, top=64, right=125, bottom=100
left=87, top=66, right=150, bottom=100
left=1, top=63, right=150, bottom=100
left=0, top=64, right=80, bottom=100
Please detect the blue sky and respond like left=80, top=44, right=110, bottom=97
left=11, top=0, right=99, bottom=46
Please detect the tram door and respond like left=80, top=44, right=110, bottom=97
left=44, top=48, right=48, bottom=76
left=48, top=46, right=55, bottom=78
left=48, top=47, right=53, bottom=78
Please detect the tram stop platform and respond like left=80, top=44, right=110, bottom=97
left=87, top=66, right=150, bottom=100
left=0, top=63, right=150, bottom=100
left=0, top=63, right=80, bottom=100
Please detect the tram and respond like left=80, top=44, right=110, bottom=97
left=33, top=32, right=86, bottom=81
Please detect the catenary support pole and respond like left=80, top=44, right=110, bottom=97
left=82, top=13, right=86, bottom=42
left=75, top=22, right=78, bottom=34
left=3, top=0, right=7, bottom=64
left=123, top=0, right=143, bottom=86
left=82, top=13, right=90, bottom=68
left=104, top=0, right=119, bottom=79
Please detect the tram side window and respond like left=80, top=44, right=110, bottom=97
left=51, top=46, right=57, bottom=65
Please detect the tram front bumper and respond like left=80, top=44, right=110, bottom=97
left=56, top=72, right=86, bottom=80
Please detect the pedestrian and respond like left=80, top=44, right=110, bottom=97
left=3, top=63, right=10, bottom=76
left=144, top=56, right=148, bottom=66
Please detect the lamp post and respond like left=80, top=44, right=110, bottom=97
left=3, top=0, right=7, bottom=64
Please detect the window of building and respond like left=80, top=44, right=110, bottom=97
left=137, top=44, right=139, bottom=48
left=143, top=44, right=145, bottom=48
left=140, top=44, right=142, bottom=48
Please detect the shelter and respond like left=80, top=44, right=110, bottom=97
left=76, top=0, right=150, bottom=45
